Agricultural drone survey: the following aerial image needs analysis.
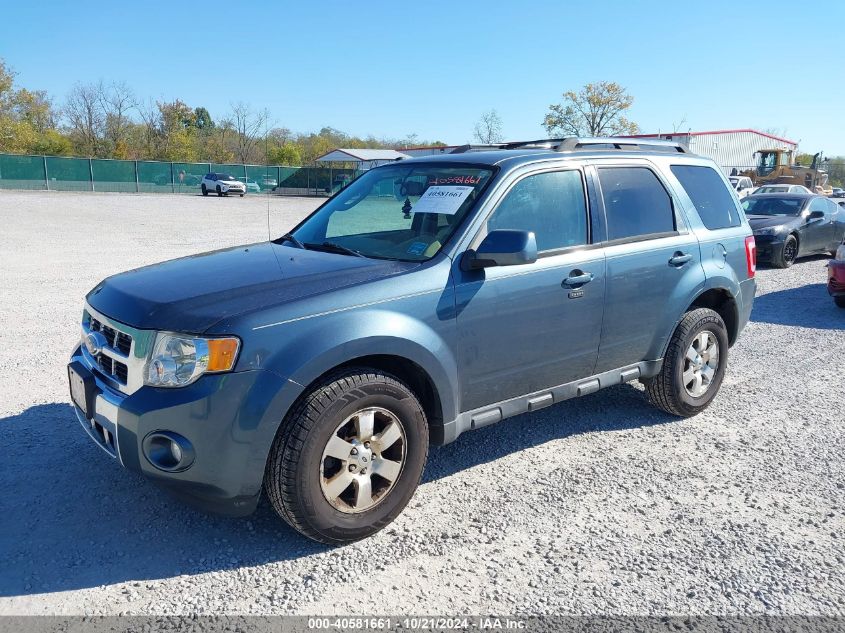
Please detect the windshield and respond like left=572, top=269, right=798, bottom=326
left=217, top=173, right=236, bottom=180
left=756, top=186, right=788, bottom=193
left=742, top=197, right=805, bottom=216
left=287, top=164, right=494, bottom=261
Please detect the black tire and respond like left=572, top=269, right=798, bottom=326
left=216, top=185, right=222, bottom=197
left=774, top=234, right=798, bottom=268
left=239, top=193, right=244, bottom=197
left=265, top=368, right=429, bottom=544
left=835, top=296, right=845, bottom=309
left=644, top=308, right=729, bottom=417
left=201, top=184, right=208, bottom=196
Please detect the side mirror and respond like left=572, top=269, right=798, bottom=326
left=463, top=229, right=538, bottom=270
left=808, top=210, right=825, bottom=220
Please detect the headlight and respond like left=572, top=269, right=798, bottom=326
left=755, top=226, right=784, bottom=236
left=836, top=243, right=845, bottom=261
left=145, top=333, right=240, bottom=387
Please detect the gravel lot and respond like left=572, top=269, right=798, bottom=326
left=0, top=190, right=843, bottom=617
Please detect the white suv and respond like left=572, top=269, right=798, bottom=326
left=201, top=173, right=246, bottom=197
left=728, top=176, right=755, bottom=198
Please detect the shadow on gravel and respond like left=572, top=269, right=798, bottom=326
left=751, top=281, right=843, bottom=331
left=1, top=384, right=673, bottom=596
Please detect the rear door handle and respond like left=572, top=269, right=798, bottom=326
left=669, top=252, right=692, bottom=266
left=563, top=271, right=594, bottom=286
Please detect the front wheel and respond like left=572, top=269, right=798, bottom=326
left=774, top=234, right=798, bottom=268
left=644, top=308, right=729, bottom=417
left=265, top=368, right=429, bottom=544
left=201, top=184, right=208, bottom=196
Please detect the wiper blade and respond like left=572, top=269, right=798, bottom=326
left=304, top=241, right=365, bottom=257
left=276, top=233, right=305, bottom=249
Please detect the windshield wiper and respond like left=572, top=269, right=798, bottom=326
left=304, top=241, right=365, bottom=257
left=276, top=233, right=305, bottom=249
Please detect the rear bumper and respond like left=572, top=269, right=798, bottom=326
left=737, top=277, right=756, bottom=338
left=68, top=346, right=304, bottom=516
left=828, top=260, right=845, bottom=296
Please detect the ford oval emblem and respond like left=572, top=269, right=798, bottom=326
left=85, top=331, right=107, bottom=356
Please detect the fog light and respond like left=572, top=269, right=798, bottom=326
left=142, top=431, right=194, bottom=472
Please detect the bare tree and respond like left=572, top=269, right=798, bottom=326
left=136, top=97, right=160, bottom=158
left=64, top=82, right=105, bottom=156
left=543, top=81, right=639, bottom=137
left=100, top=81, right=137, bottom=157
left=473, top=109, right=504, bottom=144
left=230, top=102, right=269, bottom=163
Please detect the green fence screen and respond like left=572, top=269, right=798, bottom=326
left=0, top=153, right=361, bottom=196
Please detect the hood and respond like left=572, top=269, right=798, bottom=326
left=747, top=215, right=801, bottom=230
left=220, top=180, right=242, bottom=185
left=87, top=242, right=414, bottom=332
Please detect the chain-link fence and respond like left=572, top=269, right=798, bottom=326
left=0, top=153, right=360, bottom=196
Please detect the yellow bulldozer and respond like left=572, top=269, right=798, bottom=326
left=740, top=149, right=832, bottom=195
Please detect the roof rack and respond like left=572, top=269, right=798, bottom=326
left=450, top=137, right=689, bottom=154
left=555, top=137, right=689, bottom=153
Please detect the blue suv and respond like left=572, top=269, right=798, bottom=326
left=68, top=138, right=757, bottom=543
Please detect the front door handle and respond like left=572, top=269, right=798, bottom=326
left=563, top=271, right=594, bottom=286
left=669, top=252, right=692, bottom=267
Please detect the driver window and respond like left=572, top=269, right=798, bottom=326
left=809, top=198, right=826, bottom=213
left=486, top=170, right=588, bottom=252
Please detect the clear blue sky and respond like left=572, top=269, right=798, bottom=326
left=3, top=0, right=845, bottom=153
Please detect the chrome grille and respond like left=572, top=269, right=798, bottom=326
left=89, top=317, right=132, bottom=356
left=80, top=303, right=150, bottom=396
left=96, top=353, right=129, bottom=385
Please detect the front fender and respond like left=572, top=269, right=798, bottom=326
left=240, top=305, right=459, bottom=432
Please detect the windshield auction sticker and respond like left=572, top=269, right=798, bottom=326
left=411, top=185, right=474, bottom=215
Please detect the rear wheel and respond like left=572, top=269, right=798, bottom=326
left=644, top=308, right=729, bottom=417
left=216, top=185, right=222, bottom=197
left=835, top=296, right=845, bottom=309
left=774, top=234, right=798, bottom=268
left=201, top=184, right=208, bottom=196
left=265, top=368, right=429, bottom=544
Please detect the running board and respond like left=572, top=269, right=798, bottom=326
left=438, top=360, right=662, bottom=444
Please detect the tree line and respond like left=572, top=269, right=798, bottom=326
left=0, top=58, right=444, bottom=166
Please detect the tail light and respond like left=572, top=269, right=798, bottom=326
left=745, top=235, right=756, bottom=278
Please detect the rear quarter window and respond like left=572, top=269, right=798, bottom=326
left=671, top=165, right=741, bottom=230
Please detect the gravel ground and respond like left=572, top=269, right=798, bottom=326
left=0, top=190, right=843, bottom=617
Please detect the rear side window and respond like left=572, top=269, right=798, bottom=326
left=597, top=167, right=675, bottom=241
left=671, top=165, right=741, bottom=230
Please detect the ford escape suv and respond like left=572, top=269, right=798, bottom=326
left=68, top=138, right=757, bottom=544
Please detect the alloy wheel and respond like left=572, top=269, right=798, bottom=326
left=683, top=330, right=719, bottom=398
left=783, top=238, right=797, bottom=264
left=319, top=407, right=406, bottom=514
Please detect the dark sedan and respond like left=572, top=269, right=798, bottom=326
left=741, top=193, right=845, bottom=268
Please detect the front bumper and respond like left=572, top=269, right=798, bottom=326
left=828, top=260, right=845, bottom=296
left=68, top=346, right=304, bottom=516
left=752, top=234, right=785, bottom=261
